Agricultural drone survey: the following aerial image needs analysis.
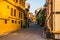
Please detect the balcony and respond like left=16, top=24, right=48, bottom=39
left=16, top=3, right=25, bottom=11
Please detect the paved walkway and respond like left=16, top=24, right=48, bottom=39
left=0, top=23, right=53, bottom=40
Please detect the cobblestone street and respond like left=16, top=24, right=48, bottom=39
left=0, top=23, right=52, bottom=40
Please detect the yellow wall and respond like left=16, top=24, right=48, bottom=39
left=53, top=14, right=60, bottom=32
left=32, top=16, right=36, bottom=23
left=0, top=0, right=25, bottom=35
left=53, top=0, right=60, bottom=12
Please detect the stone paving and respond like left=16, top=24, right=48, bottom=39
left=0, top=23, right=53, bottom=40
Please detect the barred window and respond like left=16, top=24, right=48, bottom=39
left=13, top=0, right=15, bottom=1
left=16, top=0, right=18, bottom=3
left=21, top=13, right=22, bottom=19
left=19, top=21, right=20, bottom=24
left=15, top=21, right=17, bottom=24
left=12, top=20, right=14, bottom=23
left=19, top=12, right=20, bottom=18
left=7, top=5, right=9, bottom=9
left=5, top=20, right=7, bottom=24
left=14, top=9, right=16, bottom=17
left=11, top=8, right=13, bottom=16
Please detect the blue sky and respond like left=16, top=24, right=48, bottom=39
left=26, top=0, right=46, bottom=15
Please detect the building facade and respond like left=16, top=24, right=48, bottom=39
left=0, top=0, right=25, bottom=35
left=32, top=15, right=36, bottom=24
left=46, top=0, right=60, bottom=39
left=27, top=12, right=33, bottom=22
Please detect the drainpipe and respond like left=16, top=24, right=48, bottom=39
left=54, top=0, right=55, bottom=31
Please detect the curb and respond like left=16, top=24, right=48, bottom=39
left=0, top=33, right=9, bottom=37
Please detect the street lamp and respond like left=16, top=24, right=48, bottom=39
left=25, top=3, right=30, bottom=9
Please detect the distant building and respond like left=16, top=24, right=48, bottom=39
left=0, top=0, right=25, bottom=35
left=32, top=15, right=36, bottom=24
left=27, top=12, right=33, bottom=22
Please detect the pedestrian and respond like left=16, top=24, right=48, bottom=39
left=51, top=32, right=55, bottom=39
left=43, top=26, right=48, bottom=38
left=27, top=20, right=29, bottom=28
left=46, top=28, right=51, bottom=39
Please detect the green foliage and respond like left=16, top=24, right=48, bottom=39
left=36, top=16, right=40, bottom=22
left=40, top=10, right=46, bottom=20
left=36, top=10, right=46, bottom=24
left=24, top=9, right=29, bottom=26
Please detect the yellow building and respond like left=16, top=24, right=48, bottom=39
left=32, top=15, right=36, bottom=24
left=27, top=12, right=33, bottom=21
left=0, top=0, right=25, bottom=35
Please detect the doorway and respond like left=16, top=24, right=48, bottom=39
left=21, top=20, right=23, bottom=28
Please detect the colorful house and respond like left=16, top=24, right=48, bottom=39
left=0, top=0, right=25, bottom=35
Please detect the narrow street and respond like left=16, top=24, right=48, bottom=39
left=0, top=0, right=60, bottom=40
left=0, top=23, right=52, bottom=40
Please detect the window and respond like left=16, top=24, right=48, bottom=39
left=5, top=20, right=7, bottom=24
left=21, top=13, right=22, bottom=19
left=12, top=20, right=14, bottom=23
left=20, top=0, right=22, bottom=4
left=14, top=9, right=16, bottom=17
left=19, top=0, right=21, bottom=4
left=21, top=0, right=23, bottom=5
left=19, top=12, right=20, bottom=18
left=11, top=8, right=13, bottom=16
left=20, top=0, right=22, bottom=5
left=16, top=0, right=18, bottom=3
left=13, top=0, right=15, bottom=1
left=7, top=5, right=9, bottom=9
left=15, top=21, right=17, bottom=24
left=19, top=21, right=20, bottom=24
left=22, top=0, right=24, bottom=6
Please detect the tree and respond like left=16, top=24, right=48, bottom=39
left=40, top=10, right=46, bottom=26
